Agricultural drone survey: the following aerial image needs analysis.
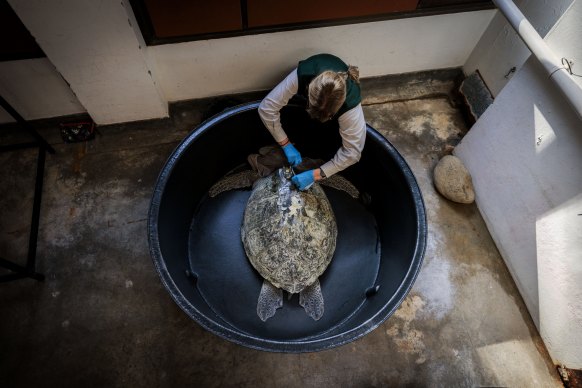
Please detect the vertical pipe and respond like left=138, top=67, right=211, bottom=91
left=0, top=95, right=56, bottom=154
left=26, top=147, right=46, bottom=274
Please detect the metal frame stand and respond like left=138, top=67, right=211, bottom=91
left=0, top=95, right=55, bottom=282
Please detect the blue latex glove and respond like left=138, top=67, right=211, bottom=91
left=282, top=143, right=302, bottom=167
left=292, top=170, right=315, bottom=191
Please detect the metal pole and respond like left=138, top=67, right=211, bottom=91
left=0, top=95, right=56, bottom=154
left=493, top=0, right=582, bottom=120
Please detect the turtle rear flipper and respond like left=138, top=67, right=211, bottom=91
left=299, top=279, right=324, bottom=321
left=257, top=280, right=283, bottom=321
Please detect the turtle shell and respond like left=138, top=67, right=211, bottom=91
left=241, top=168, right=337, bottom=294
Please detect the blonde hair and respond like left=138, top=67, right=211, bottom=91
left=307, top=65, right=360, bottom=122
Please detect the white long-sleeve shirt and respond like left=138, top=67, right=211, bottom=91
left=258, top=69, right=366, bottom=178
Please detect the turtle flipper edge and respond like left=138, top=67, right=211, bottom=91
left=257, top=280, right=283, bottom=321
left=299, top=279, right=324, bottom=321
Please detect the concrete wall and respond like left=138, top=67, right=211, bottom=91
left=149, top=10, right=495, bottom=102
left=0, top=58, right=85, bottom=123
left=456, top=0, right=582, bottom=368
left=7, top=0, right=167, bottom=125
left=1, top=4, right=495, bottom=124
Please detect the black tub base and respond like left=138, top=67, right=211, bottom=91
left=188, top=186, right=380, bottom=341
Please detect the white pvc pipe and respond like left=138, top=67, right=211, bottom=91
left=493, top=0, right=582, bottom=120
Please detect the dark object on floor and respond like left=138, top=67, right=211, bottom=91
left=148, top=102, right=427, bottom=352
left=59, top=121, right=95, bottom=143
left=460, top=71, right=494, bottom=122
left=558, top=365, right=582, bottom=388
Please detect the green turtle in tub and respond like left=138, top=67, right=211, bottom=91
left=208, top=153, right=359, bottom=321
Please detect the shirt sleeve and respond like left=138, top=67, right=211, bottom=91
left=320, top=104, right=366, bottom=178
left=258, top=69, right=299, bottom=143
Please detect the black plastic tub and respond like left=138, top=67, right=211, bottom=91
left=148, top=102, right=426, bottom=352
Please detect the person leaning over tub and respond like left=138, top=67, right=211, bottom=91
left=258, top=53, right=366, bottom=191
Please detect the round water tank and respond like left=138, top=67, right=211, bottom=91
left=148, top=102, right=426, bottom=352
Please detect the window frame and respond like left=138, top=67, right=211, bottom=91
left=130, top=0, right=494, bottom=46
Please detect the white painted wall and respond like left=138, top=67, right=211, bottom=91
left=7, top=0, right=167, bottom=125
left=1, top=7, right=495, bottom=124
left=0, top=58, right=85, bottom=123
left=464, top=0, right=574, bottom=96
left=456, top=0, right=582, bottom=368
left=150, top=10, right=496, bottom=102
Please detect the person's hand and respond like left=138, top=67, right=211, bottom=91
left=282, top=143, right=302, bottom=167
left=292, top=170, right=315, bottom=191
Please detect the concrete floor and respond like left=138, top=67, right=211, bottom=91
left=0, top=69, right=563, bottom=387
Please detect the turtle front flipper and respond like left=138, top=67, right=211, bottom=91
left=299, top=279, right=324, bottom=321
left=257, top=280, right=283, bottom=321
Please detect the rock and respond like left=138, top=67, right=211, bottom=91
left=433, top=155, right=475, bottom=204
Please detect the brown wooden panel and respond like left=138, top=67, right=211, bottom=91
left=418, top=0, right=490, bottom=7
left=247, top=0, right=419, bottom=28
left=144, top=0, right=242, bottom=38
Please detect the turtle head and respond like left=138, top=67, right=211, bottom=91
left=282, top=166, right=295, bottom=180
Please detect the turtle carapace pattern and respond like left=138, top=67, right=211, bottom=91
left=241, top=167, right=338, bottom=321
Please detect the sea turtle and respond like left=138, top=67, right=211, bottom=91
left=241, top=167, right=337, bottom=321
